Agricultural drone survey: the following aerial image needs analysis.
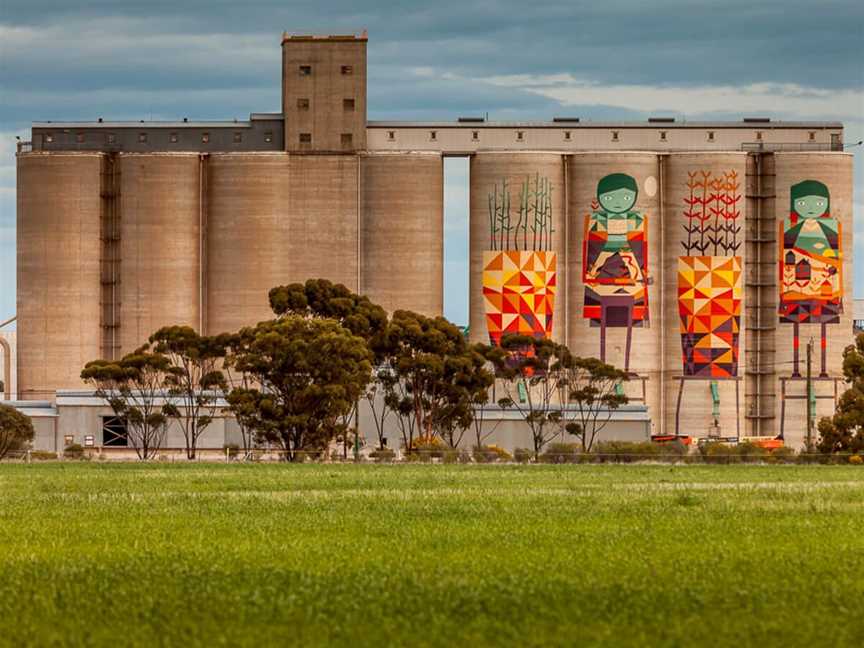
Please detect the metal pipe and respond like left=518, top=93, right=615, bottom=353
left=658, top=154, right=666, bottom=435
left=0, top=316, right=16, bottom=329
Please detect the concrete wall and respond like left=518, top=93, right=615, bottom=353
left=0, top=331, right=16, bottom=400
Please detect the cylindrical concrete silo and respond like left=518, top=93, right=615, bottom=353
left=16, top=153, right=103, bottom=399
left=769, top=152, right=853, bottom=448
left=206, top=153, right=292, bottom=335
left=119, top=153, right=202, bottom=353
left=567, top=152, right=661, bottom=431
left=469, top=152, right=565, bottom=345
left=361, top=152, right=444, bottom=316
left=662, top=152, right=748, bottom=439
left=288, top=154, right=360, bottom=291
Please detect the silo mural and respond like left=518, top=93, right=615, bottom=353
left=677, top=169, right=743, bottom=378
left=582, top=173, right=649, bottom=373
left=482, top=174, right=557, bottom=345
left=778, top=180, right=842, bottom=378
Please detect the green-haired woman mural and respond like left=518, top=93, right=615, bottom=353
left=779, top=179, right=842, bottom=377
left=582, top=173, right=649, bottom=373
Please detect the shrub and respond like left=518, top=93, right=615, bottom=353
left=766, top=446, right=797, bottom=464
left=472, top=444, right=512, bottom=463
left=540, top=442, right=581, bottom=464
left=369, top=448, right=396, bottom=463
left=410, top=436, right=446, bottom=462
left=736, top=441, right=768, bottom=464
left=699, top=442, right=737, bottom=464
left=30, top=451, right=58, bottom=461
left=513, top=447, right=534, bottom=463
left=591, top=441, right=686, bottom=463
left=848, top=454, right=863, bottom=465
left=63, top=443, right=85, bottom=459
left=0, top=404, right=35, bottom=460
left=443, top=448, right=470, bottom=464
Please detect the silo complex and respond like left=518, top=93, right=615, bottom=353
left=16, top=153, right=103, bottom=398
left=661, top=153, right=748, bottom=439
left=206, top=153, right=291, bottom=334
left=469, top=153, right=565, bottom=346
left=119, top=154, right=202, bottom=352
left=361, top=152, right=444, bottom=316
left=567, top=153, right=661, bottom=418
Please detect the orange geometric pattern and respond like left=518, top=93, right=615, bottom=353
left=483, top=250, right=557, bottom=346
left=677, top=255, right=742, bottom=378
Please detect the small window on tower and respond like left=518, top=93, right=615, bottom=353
left=516, top=131, right=524, bottom=141
left=45, top=133, right=54, bottom=143
left=201, top=132, right=210, bottom=144
left=472, top=131, right=479, bottom=141
left=564, top=131, right=571, bottom=141
left=756, top=131, right=763, bottom=141
left=233, top=132, right=243, bottom=143
left=341, top=133, right=353, bottom=147
left=659, top=131, right=667, bottom=141
left=809, top=131, right=816, bottom=141
left=169, top=132, right=179, bottom=143
left=387, top=131, right=395, bottom=141
left=76, top=132, right=85, bottom=143
left=138, top=132, right=148, bottom=144
left=106, top=133, right=116, bottom=145
left=611, top=131, right=619, bottom=142
left=297, top=98, right=310, bottom=110
left=341, top=65, right=353, bottom=75
left=707, top=131, right=715, bottom=141
left=343, top=98, right=355, bottom=111
left=264, top=131, right=273, bottom=143
left=430, top=131, right=437, bottom=141
left=299, top=133, right=312, bottom=144
left=299, top=65, right=312, bottom=76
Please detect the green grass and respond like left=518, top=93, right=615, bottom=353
left=0, top=464, right=862, bottom=647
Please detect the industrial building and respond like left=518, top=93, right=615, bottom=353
left=11, top=32, right=854, bottom=452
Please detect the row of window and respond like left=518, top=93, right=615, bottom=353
left=43, top=131, right=275, bottom=145
left=296, top=133, right=354, bottom=146
left=298, top=64, right=353, bottom=76
left=296, top=98, right=355, bottom=111
left=379, top=130, right=821, bottom=143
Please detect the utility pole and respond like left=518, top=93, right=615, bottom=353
left=806, top=337, right=814, bottom=451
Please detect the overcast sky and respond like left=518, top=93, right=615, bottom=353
left=1, top=0, right=862, bottom=326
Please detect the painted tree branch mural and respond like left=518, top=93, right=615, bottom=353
left=487, top=174, right=553, bottom=252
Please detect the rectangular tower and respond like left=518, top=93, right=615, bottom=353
left=281, top=32, right=367, bottom=152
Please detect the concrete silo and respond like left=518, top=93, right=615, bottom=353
left=16, top=153, right=103, bottom=399
left=119, top=153, right=202, bottom=352
left=206, top=153, right=292, bottom=335
left=768, top=152, right=853, bottom=447
left=469, top=152, right=565, bottom=346
left=361, top=152, right=444, bottom=316
left=661, top=152, right=748, bottom=439
left=567, top=152, right=661, bottom=427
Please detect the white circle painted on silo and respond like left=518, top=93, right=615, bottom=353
left=644, top=176, right=658, bottom=197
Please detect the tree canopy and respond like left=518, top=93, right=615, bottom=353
left=0, top=404, right=35, bottom=460
left=818, top=334, right=864, bottom=453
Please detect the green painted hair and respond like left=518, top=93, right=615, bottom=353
left=790, top=179, right=829, bottom=212
left=597, top=173, right=638, bottom=201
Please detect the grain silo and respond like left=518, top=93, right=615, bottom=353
left=567, top=152, right=662, bottom=425
left=16, top=153, right=103, bottom=398
left=206, top=153, right=292, bottom=334
left=119, top=153, right=202, bottom=352
left=662, top=152, right=748, bottom=439
left=768, top=152, right=853, bottom=447
left=469, top=152, right=565, bottom=346
left=361, top=152, right=444, bottom=316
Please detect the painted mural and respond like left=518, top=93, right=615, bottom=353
left=582, top=173, right=648, bottom=373
left=779, top=180, right=842, bottom=377
left=677, top=170, right=742, bottom=378
left=482, top=174, right=556, bottom=346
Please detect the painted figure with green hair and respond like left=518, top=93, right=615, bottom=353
left=779, top=179, right=842, bottom=377
left=582, top=173, right=649, bottom=373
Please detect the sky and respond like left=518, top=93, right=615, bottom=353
left=1, top=0, right=862, bottom=327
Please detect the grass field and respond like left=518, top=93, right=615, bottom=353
left=0, top=464, right=862, bottom=647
